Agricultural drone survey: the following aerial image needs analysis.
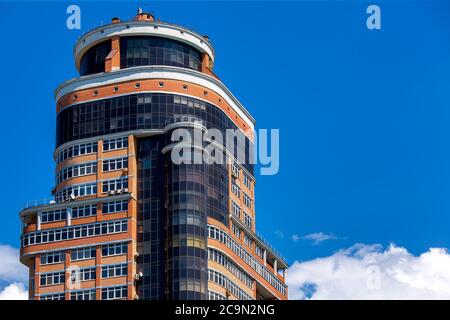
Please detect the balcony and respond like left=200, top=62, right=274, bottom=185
left=229, top=213, right=287, bottom=267
left=255, top=231, right=287, bottom=265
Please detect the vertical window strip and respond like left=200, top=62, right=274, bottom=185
left=231, top=201, right=241, bottom=219
left=244, top=212, right=253, bottom=229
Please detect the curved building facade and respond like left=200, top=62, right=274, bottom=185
left=19, top=11, right=288, bottom=300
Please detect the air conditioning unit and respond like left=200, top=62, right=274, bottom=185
left=134, top=294, right=139, bottom=300
left=116, top=189, right=123, bottom=194
left=108, top=190, right=115, bottom=195
left=123, top=188, right=129, bottom=193
left=134, top=273, right=140, bottom=281
left=49, top=200, right=56, bottom=204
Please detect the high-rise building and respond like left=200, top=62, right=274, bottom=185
left=19, top=10, right=288, bottom=300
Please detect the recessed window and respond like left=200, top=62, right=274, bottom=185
left=119, top=36, right=202, bottom=72
left=135, top=83, right=141, bottom=89
left=100, top=30, right=104, bottom=34
left=204, top=90, right=208, bottom=96
left=126, top=25, right=130, bottom=29
left=113, top=85, right=119, bottom=92
left=93, top=90, right=98, bottom=96
left=159, top=82, right=164, bottom=87
left=180, top=30, right=184, bottom=34
left=154, top=25, right=158, bottom=29
left=182, top=84, right=188, bottom=90
left=73, top=95, right=78, bottom=101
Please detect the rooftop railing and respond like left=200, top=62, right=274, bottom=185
left=76, top=19, right=213, bottom=46
left=22, top=197, right=56, bottom=211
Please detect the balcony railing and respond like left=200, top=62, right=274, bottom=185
left=230, top=213, right=287, bottom=265
left=256, top=231, right=287, bottom=265
left=22, top=197, right=56, bottom=211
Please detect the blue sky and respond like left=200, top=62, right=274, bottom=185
left=1, top=1, right=450, bottom=293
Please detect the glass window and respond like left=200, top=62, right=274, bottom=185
left=41, top=251, right=65, bottom=265
left=120, top=36, right=201, bottom=71
left=71, top=247, right=96, bottom=261
left=103, top=137, right=128, bottom=151
left=22, top=220, right=128, bottom=247
left=103, top=157, right=128, bottom=172
left=101, top=242, right=128, bottom=256
left=80, top=40, right=112, bottom=76
left=70, top=289, right=95, bottom=300
left=72, top=204, right=97, bottom=219
left=101, top=285, right=128, bottom=300
left=102, top=200, right=128, bottom=214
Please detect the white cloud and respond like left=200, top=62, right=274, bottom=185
left=0, top=244, right=28, bottom=300
left=0, top=244, right=28, bottom=283
left=293, top=232, right=341, bottom=245
left=0, top=283, right=28, bottom=300
left=287, top=243, right=450, bottom=299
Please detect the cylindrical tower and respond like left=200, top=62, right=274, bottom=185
left=19, top=10, right=288, bottom=301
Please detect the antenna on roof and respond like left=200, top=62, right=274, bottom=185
left=137, top=7, right=143, bottom=14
